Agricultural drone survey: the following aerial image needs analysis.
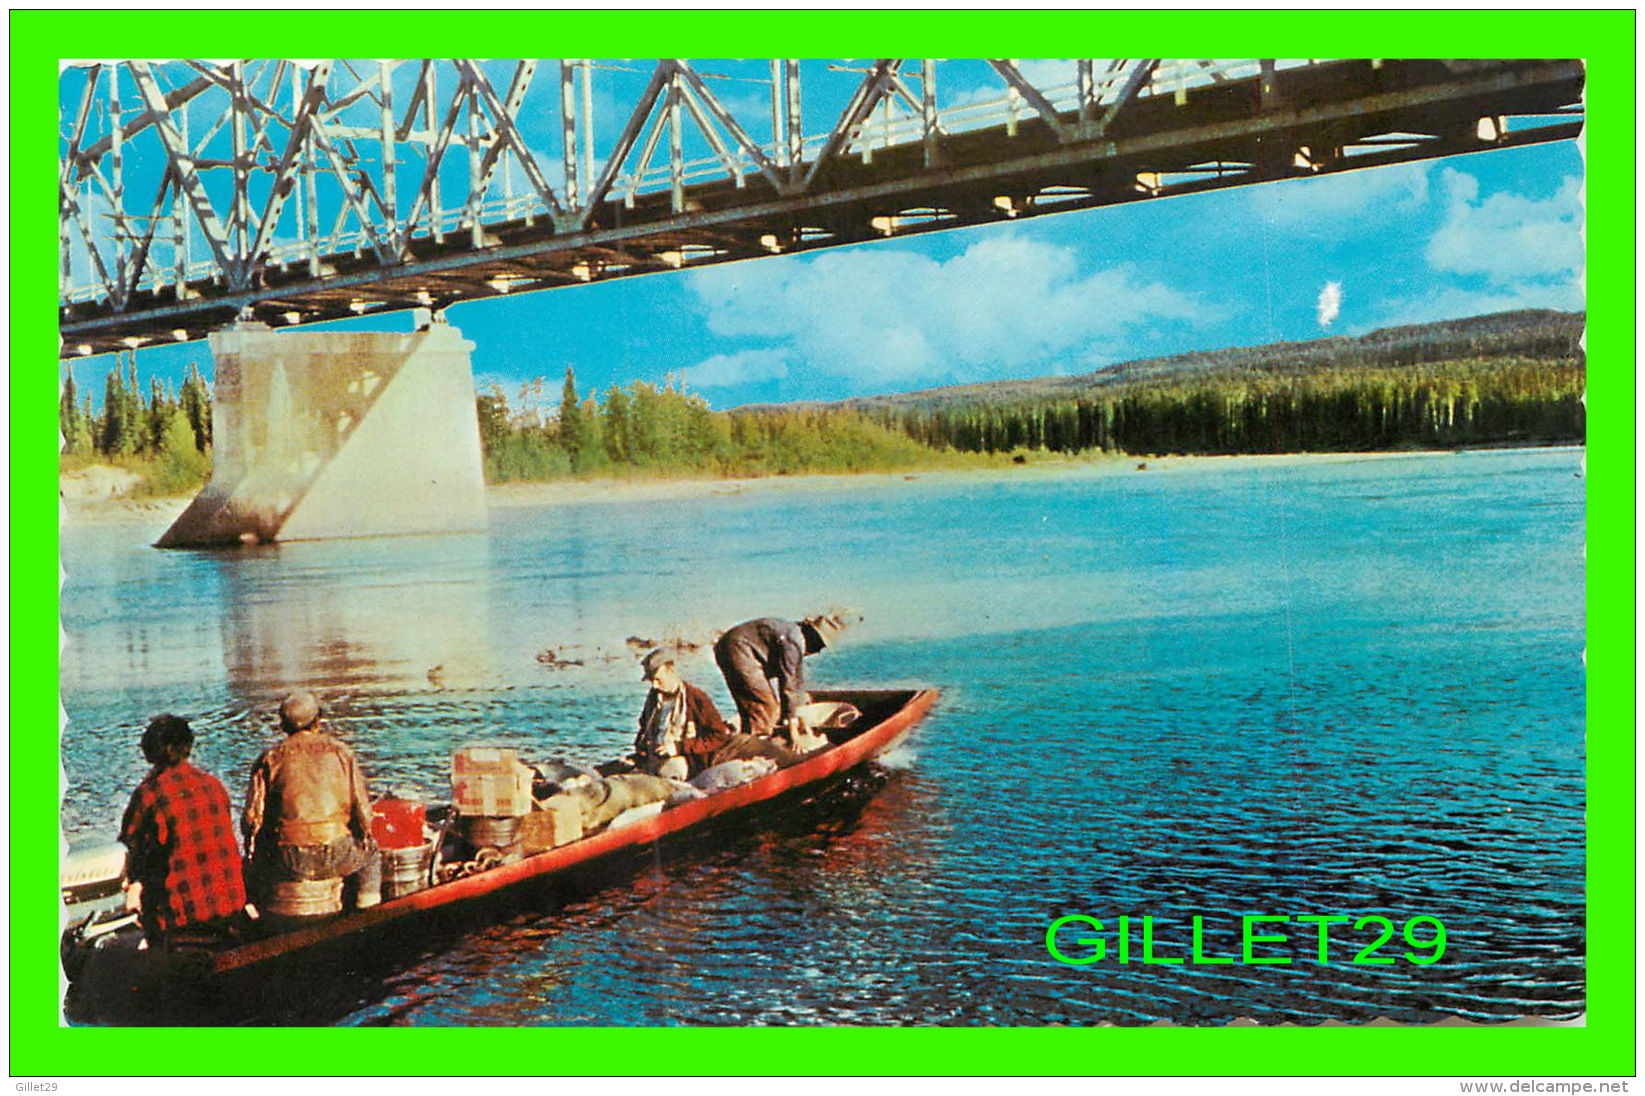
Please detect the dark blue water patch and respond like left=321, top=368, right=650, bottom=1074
left=809, top=618, right=1582, bottom=1023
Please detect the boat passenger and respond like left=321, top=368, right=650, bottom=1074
left=713, top=613, right=851, bottom=740
left=119, top=714, right=248, bottom=947
left=636, top=648, right=801, bottom=778
left=243, top=691, right=381, bottom=911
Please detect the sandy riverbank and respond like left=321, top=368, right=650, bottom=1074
left=466, top=447, right=1551, bottom=512
left=58, top=465, right=191, bottom=528
left=61, top=447, right=1572, bottom=528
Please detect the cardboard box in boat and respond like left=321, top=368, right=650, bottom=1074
left=520, top=795, right=584, bottom=853
left=451, top=746, right=535, bottom=818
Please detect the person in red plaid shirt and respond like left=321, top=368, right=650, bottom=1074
left=119, top=714, right=247, bottom=945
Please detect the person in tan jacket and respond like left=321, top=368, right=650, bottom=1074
left=243, top=691, right=380, bottom=910
left=713, top=613, right=852, bottom=740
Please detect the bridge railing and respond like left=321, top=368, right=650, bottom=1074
left=577, top=60, right=1339, bottom=216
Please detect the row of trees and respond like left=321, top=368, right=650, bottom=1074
left=63, top=350, right=1585, bottom=495
left=60, top=354, right=213, bottom=492
left=879, top=360, right=1586, bottom=457
left=476, top=367, right=950, bottom=482
left=60, top=355, right=212, bottom=457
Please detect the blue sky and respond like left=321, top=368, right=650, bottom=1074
left=62, top=62, right=1584, bottom=412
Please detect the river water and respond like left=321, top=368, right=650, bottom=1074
left=59, top=448, right=1586, bottom=1025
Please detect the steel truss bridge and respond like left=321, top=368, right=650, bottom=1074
left=59, top=58, right=1583, bottom=359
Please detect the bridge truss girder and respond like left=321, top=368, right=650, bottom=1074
left=59, top=58, right=1583, bottom=359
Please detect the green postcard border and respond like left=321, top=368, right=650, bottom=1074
left=12, top=9, right=1635, bottom=1078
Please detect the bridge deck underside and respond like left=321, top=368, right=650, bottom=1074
left=60, top=59, right=1583, bottom=358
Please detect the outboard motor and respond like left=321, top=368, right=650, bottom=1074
left=60, top=907, right=141, bottom=982
left=61, top=842, right=127, bottom=908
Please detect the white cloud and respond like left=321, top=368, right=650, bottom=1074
left=1375, top=168, right=1584, bottom=327
left=1425, top=169, right=1583, bottom=285
left=1317, top=281, right=1343, bottom=328
left=684, top=348, right=790, bottom=389
left=699, top=86, right=771, bottom=133
left=682, top=233, right=1211, bottom=391
left=1012, top=59, right=1080, bottom=91
left=1249, top=161, right=1430, bottom=229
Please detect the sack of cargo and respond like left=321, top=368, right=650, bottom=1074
left=452, top=746, right=535, bottom=818
left=666, top=780, right=704, bottom=804
left=607, top=801, right=665, bottom=831
left=690, top=757, right=778, bottom=793
left=566, top=774, right=681, bottom=835
left=795, top=701, right=861, bottom=731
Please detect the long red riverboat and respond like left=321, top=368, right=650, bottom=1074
left=61, top=687, right=937, bottom=1024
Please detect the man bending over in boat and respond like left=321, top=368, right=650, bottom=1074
left=243, top=691, right=381, bottom=912
left=635, top=648, right=801, bottom=779
left=713, top=614, right=851, bottom=742
left=119, top=715, right=248, bottom=948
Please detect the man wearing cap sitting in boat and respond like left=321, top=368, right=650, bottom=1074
left=243, top=691, right=381, bottom=911
left=636, top=648, right=802, bottom=779
left=120, top=714, right=248, bottom=947
left=713, top=613, right=852, bottom=743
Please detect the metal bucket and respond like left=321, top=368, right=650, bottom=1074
left=461, top=815, right=522, bottom=850
left=381, top=841, right=434, bottom=899
left=263, top=877, right=344, bottom=918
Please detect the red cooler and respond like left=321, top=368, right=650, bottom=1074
left=372, top=798, right=427, bottom=850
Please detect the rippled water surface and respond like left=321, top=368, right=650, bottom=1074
left=60, top=448, right=1586, bottom=1024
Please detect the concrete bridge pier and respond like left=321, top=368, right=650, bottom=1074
left=156, top=315, right=488, bottom=548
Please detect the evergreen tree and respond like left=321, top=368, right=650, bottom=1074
left=59, top=366, right=82, bottom=455
left=100, top=365, right=134, bottom=456
left=557, top=365, right=584, bottom=466
left=179, top=363, right=212, bottom=452
left=123, top=353, right=143, bottom=452
left=148, top=376, right=170, bottom=455
left=602, top=386, right=631, bottom=463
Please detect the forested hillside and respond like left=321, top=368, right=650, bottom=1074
left=814, top=309, right=1586, bottom=456
left=828, top=309, right=1584, bottom=411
